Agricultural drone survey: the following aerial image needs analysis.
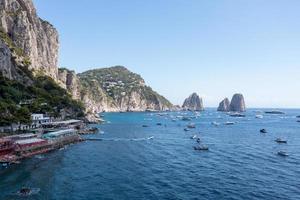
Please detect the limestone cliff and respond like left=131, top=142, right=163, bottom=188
left=0, top=0, right=173, bottom=122
left=58, top=68, right=81, bottom=100
left=0, top=38, right=15, bottom=79
left=229, top=93, right=246, bottom=112
left=0, top=0, right=88, bottom=123
left=0, top=0, right=59, bottom=80
left=76, top=66, right=173, bottom=112
left=217, top=94, right=246, bottom=112
left=182, top=93, right=204, bottom=111
left=217, top=98, right=230, bottom=112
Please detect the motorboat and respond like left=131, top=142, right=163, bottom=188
left=265, top=110, right=285, bottom=114
left=211, top=121, right=220, bottom=126
left=255, top=115, right=263, bottom=119
left=190, top=135, right=197, bottom=139
left=187, top=123, right=196, bottom=129
left=1, top=162, right=8, bottom=168
left=260, top=129, right=267, bottom=133
left=17, top=187, right=40, bottom=197
left=275, top=138, right=287, bottom=144
left=18, top=188, right=31, bottom=196
left=229, top=113, right=245, bottom=117
left=194, top=145, right=209, bottom=151
left=182, top=117, right=191, bottom=121
left=277, top=151, right=288, bottom=157
left=224, top=121, right=235, bottom=125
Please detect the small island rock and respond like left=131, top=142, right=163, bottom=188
left=182, top=93, right=204, bottom=111
left=217, top=98, right=230, bottom=112
left=229, top=93, right=246, bottom=112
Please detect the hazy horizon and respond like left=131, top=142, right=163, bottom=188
left=34, top=0, right=300, bottom=108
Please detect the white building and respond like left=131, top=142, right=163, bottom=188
left=31, top=114, right=51, bottom=127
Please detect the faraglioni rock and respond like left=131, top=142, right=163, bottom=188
left=182, top=93, right=204, bottom=111
left=217, top=98, right=230, bottom=112
left=229, top=94, right=246, bottom=112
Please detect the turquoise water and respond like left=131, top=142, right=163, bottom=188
left=1, top=109, right=300, bottom=199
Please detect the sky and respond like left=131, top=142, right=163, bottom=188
left=34, top=0, right=300, bottom=108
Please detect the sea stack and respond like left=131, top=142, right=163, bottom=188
left=182, top=93, right=204, bottom=111
left=217, top=98, right=230, bottom=112
left=229, top=93, right=246, bottom=112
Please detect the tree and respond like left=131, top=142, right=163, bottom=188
left=15, top=107, right=31, bottom=125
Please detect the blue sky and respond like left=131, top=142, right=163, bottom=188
left=34, top=0, right=300, bottom=108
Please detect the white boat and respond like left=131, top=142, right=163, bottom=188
left=277, top=151, right=288, bottom=157
left=255, top=115, right=263, bottom=119
left=190, top=135, right=197, bottom=139
left=211, top=121, right=220, bottom=126
left=148, top=136, right=154, bottom=140
left=224, top=121, right=235, bottom=125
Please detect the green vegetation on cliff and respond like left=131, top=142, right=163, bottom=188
left=0, top=26, right=84, bottom=127
left=0, top=74, right=84, bottom=126
left=0, top=27, right=30, bottom=65
left=78, top=66, right=173, bottom=110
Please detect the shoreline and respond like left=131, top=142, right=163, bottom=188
left=0, top=121, right=99, bottom=166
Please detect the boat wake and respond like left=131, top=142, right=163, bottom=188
left=98, top=136, right=154, bottom=142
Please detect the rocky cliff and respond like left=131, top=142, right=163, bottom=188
left=76, top=66, right=173, bottom=113
left=0, top=0, right=59, bottom=80
left=58, top=68, right=81, bottom=100
left=58, top=66, right=173, bottom=114
left=0, top=0, right=85, bottom=123
left=217, top=98, right=230, bottom=112
left=182, top=93, right=204, bottom=111
left=0, top=0, right=173, bottom=122
left=218, top=94, right=246, bottom=112
left=229, top=94, right=246, bottom=112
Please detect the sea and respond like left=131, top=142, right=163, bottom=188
left=1, top=109, right=300, bottom=200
